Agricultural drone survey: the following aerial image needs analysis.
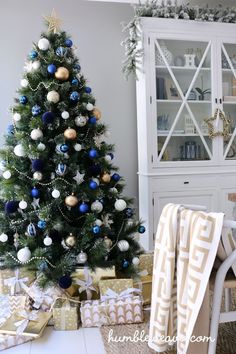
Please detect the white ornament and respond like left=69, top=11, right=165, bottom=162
left=44, top=236, right=52, bottom=246
left=47, top=90, right=60, bottom=103
left=75, top=116, right=87, bottom=127
left=115, top=199, right=127, bottom=211
left=38, top=38, right=50, bottom=51
left=92, top=178, right=100, bottom=186
left=52, top=189, right=60, bottom=198
left=14, top=144, right=25, bottom=157
left=19, top=200, right=27, bottom=209
left=13, top=113, right=21, bottom=122
left=117, top=240, right=129, bottom=252
left=61, top=111, right=69, bottom=119
left=76, top=251, right=88, bottom=264
left=32, top=61, right=41, bottom=70
left=33, top=171, right=43, bottom=181
left=127, top=219, right=134, bottom=227
left=20, top=79, right=29, bottom=88
left=30, top=128, right=43, bottom=140
left=2, top=170, right=11, bottom=179
left=17, top=247, right=31, bottom=263
left=132, top=257, right=140, bottom=266
left=105, top=154, right=112, bottom=162
left=109, top=187, right=118, bottom=194
left=95, top=219, right=103, bottom=226
left=104, top=130, right=111, bottom=138
left=0, top=233, right=8, bottom=242
left=37, top=143, right=46, bottom=151
left=91, top=200, right=103, bottom=213
left=86, top=103, right=94, bottom=111
left=24, top=61, right=33, bottom=73
left=74, top=143, right=82, bottom=152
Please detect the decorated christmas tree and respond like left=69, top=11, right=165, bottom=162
left=0, top=11, right=144, bottom=289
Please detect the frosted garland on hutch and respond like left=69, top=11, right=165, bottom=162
left=136, top=18, right=236, bottom=249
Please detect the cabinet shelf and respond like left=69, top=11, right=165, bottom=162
left=155, top=65, right=211, bottom=71
left=156, top=99, right=211, bottom=103
left=157, top=131, right=209, bottom=137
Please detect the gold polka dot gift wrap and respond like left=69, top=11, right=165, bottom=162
left=98, top=278, right=133, bottom=296
left=52, top=298, right=80, bottom=331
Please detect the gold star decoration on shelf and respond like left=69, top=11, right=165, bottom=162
left=43, top=9, right=62, bottom=34
left=204, top=108, right=231, bottom=140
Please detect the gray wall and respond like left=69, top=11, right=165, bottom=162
left=0, top=0, right=138, bottom=203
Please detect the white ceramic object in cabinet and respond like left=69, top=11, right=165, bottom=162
left=136, top=18, right=236, bottom=249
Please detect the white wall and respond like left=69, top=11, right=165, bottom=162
left=0, top=0, right=138, bottom=203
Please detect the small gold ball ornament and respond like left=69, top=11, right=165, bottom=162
left=55, top=67, right=69, bottom=81
left=64, top=128, right=77, bottom=140
left=101, top=172, right=111, bottom=183
left=103, top=236, right=112, bottom=250
left=65, top=233, right=76, bottom=247
left=93, top=108, right=101, bottom=120
left=65, top=193, right=78, bottom=207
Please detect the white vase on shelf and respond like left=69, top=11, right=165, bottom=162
left=156, top=41, right=173, bottom=66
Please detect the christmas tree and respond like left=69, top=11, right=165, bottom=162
left=0, top=11, right=144, bottom=289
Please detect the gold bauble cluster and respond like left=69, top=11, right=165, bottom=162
left=65, top=193, right=78, bottom=207
left=101, top=172, right=111, bottom=183
left=64, top=128, right=77, bottom=140
left=93, top=108, right=101, bottom=120
left=55, top=67, right=69, bottom=81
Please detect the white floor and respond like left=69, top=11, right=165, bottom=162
left=4, top=327, right=106, bottom=354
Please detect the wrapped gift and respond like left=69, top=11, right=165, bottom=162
left=53, top=298, right=80, bottom=330
left=8, top=295, right=32, bottom=315
left=0, top=333, right=33, bottom=351
left=134, top=274, right=152, bottom=306
left=0, top=310, right=51, bottom=337
left=80, top=295, right=143, bottom=327
left=72, top=266, right=116, bottom=300
left=139, top=252, right=154, bottom=276
left=0, top=268, right=36, bottom=295
left=99, top=278, right=133, bottom=296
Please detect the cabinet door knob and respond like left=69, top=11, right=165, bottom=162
left=184, top=181, right=189, bottom=184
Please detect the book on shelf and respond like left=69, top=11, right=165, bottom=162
left=156, top=77, right=166, bottom=99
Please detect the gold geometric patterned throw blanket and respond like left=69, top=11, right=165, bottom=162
left=148, top=203, right=224, bottom=354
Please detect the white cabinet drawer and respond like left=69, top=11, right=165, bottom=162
left=154, top=175, right=217, bottom=191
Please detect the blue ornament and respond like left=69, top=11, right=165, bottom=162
left=70, top=91, right=80, bottom=102
left=71, top=78, right=78, bottom=85
left=92, top=225, right=101, bottom=234
left=138, top=225, right=146, bottom=234
left=59, top=275, right=72, bottom=289
left=7, top=124, right=14, bottom=135
left=65, top=39, right=73, bottom=47
left=32, top=159, right=44, bottom=172
left=89, top=180, right=98, bottom=190
left=89, top=117, right=97, bottom=125
left=47, top=64, right=56, bottom=74
left=79, top=202, right=89, bottom=213
left=31, top=187, right=40, bottom=198
left=74, top=64, right=81, bottom=72
left=60, top=144, right=69, bottom=153
left=85, top=87, right=92, bottom=94
left=122, top=259, right=130, bottom=268
left=27, top=223, right=37, bottom=236
left=37, top=220, right=46, bottom=229
left=42, top=111, right=54, bottom=125
left=5, top=201, right=19, bottom=214
left=56, top=163, right=67, bottom=176
left=56, top=46, right=67, bottom=57
left=39, top=261, right=48, bottom=271
left=89, top=149, right=98, bottom=159
left=125, top=208, right=134, bottom=218
left=31, top=105, right=41, bottom=116
left=29, top=50, right=38, bottom=59
left=112, top=173, right=120, bottom=182
left=19, top=96, right=28, bottom=104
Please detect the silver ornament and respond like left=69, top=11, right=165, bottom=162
left=75, top=115, right=87, bottom=127
left=132, top=257, right=140, bottom=266
left=114, top=199, right=127, bottom=211
left=33, top=171, right=43, bottom=181
left=117, top=240, right=129, bottom=252
left=91, top=200, right=103, bottom=213
left=76, top=251, right=88, bottom=264
left=37, top=143, right=46, bottom=151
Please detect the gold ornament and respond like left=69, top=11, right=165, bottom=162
left=55, top=67, right=69, bottom=81
left=65, top=233, right=76, bottom=247
left=43, top=9, right=62, bottom=34
left=101, top=172, right=111, bottom=183
left=65, top=193, right=78, bottom=207
left=64, top=128, right=77, bottom=140
left=205, top=108, right=231, bottom=140
left=103, top=236, right=112, bottom=250
left=93, top=108, right=101, bottom=120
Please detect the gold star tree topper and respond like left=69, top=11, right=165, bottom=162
left=44, top=9, right=62, bottom=34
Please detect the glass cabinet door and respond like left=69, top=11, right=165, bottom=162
left=221, top=42, right=236, bottom=161
left=154, top=38, right=213, bottom=163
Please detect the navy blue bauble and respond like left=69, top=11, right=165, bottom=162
left=89, top=117, right=97, bottom=125
left=122, top=259, right=130, bottom=268
left=79, top=202, right=89, bottom=213
left=47, top=64, right=56, bottom=74
left=60, top=144, right=69, bottom=153
left=38, top=220, right=46, bottom=229
left=56, top=46, right=67, bottom=57
left=27, top=223, right=36, bottom=237
left=112, top=173, right=120, bottom=182
left=65, top=39, right=73, bottom=47
left=74, top=64, right=81, bottom=72
left=32, top=105, right=41, bottom=116
left=49, top=229, right=62, bottom=242
left=7, top=124, right=14, bottom=135
left=32, top=159, right=44, bottom=172
left=138, top=225, right=146, bottom=234
left=70, top=91, right=80, bottom=101
left=31, top=187, right=40, bottom=198
left=125, top=208, right=134, bottom=218
left=29, top=50, right=38, bottom=59
left=19, top=96, right=28, bottom=104
left=71, top=78, right=78, bottom=85
left=42, top=111, right=54, bottom=125
left=92, top=225, right=101, bottom=234
left=89, top=149, right=98, bottom=158
left=5, top=201, right=19, bottom=214
left=58, top=275, right=72, bottom=289
left=89, top=180, right=98, bottom=190
left=56, top=163, right=67, bottom=176
left=88, top=164, right=101, bottom=177
left=85, top=87, right=92, bottom=94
